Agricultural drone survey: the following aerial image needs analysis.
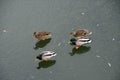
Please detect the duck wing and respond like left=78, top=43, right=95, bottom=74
left=74, top=29, right=87, bottom=37
left=42, top=51, right=56, bottom=56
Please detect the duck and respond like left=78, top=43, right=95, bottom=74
left=33, top=31, right=52, bottom=41
left=35, top=51, right=57, bottom=61
left=68, top=37, right=92, bottom=49
left=70, top=29, right=92, bottom=38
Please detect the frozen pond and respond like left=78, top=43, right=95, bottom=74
left=0, top=0, right=120, bottom=80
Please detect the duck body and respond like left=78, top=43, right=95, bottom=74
left=35, top=51, right=57, bottom=61
left=33, top=31, right=52, bottom=41
left=75, top=38, right=92, bottom=45
left=70, top=29, right=92, bottom=38
left=69, top=37, right=92, bottom=49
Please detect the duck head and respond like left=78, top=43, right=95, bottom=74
left=68, top=38, right=77, bottom=45
left=35, top=54, right=42, bottom=62
left=33, top=32, right=40, bottom=38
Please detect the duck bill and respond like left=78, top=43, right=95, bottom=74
left=35, top=58, right=40, bottom=62
left=88, top=40, right=92, bottom=43
left=68, top=41, right=72, bottom=44
left=88, top=32, right=92, bottom=35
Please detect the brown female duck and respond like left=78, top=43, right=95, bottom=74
left=70, top=29, right=92, bottom=38
left=33, top=31, right=52, bottom=41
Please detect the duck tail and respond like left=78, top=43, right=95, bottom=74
left=87, top=39, right=92, bottom=43
left=52, top=52, right=57, bottom=56
left=88, top=31, right=92, bottom=35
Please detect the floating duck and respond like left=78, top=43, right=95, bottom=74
left=35, top=51, right=57, bottom=61
left=68, top=37, right=92, bottom=49
left=33, top=31, right=52, bottom=41
left=70, top=29, right=92, bottom=38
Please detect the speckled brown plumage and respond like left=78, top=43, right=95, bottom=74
left=70, top=29, right=92, bottom=38
left=33, top=31, right=51, bottom=40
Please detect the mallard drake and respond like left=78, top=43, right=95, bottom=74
left=33, top=31, right=52, bottom=41
left=70, top=29, right=92, bottom=38
left=68, top=37, right=92, bottom=49
left=35, top=51, right=57, bottom=61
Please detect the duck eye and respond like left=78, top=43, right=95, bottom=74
left=34, top=32, right=36, bottom=35
left=84, top=32, right=86, bottom=35
left=46, top=33, right=50, bottom=35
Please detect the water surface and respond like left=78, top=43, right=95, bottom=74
left=0, top=0, right=120, bottom=80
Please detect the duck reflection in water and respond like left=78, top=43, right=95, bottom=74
left=37, top=60, right=56, bottom=69
left=34, top=38, right=52, bottom=50
left=69, top=46, right=91, bottom=56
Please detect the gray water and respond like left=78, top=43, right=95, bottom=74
left=0, top=0, right=120, bottom=80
